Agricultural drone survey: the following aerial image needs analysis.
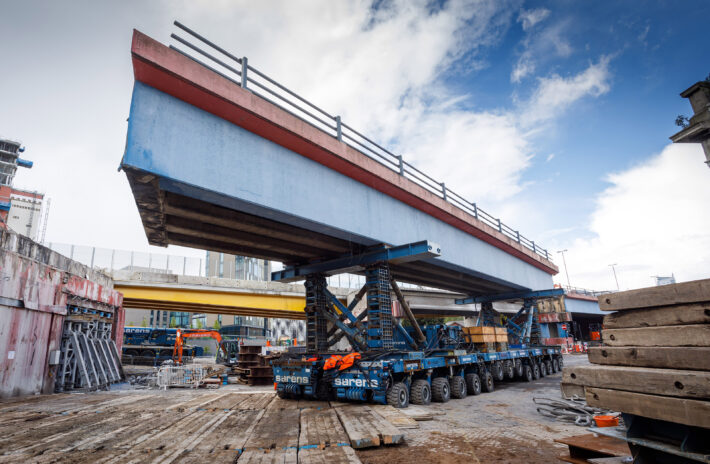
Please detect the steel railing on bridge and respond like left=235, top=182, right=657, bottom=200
left=168, top=21, right=552, bottom=262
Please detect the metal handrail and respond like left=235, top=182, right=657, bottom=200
left=168, top=21, right=552, bottom=262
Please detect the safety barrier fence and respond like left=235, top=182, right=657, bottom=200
left=169, top=21, right=551, bottom=261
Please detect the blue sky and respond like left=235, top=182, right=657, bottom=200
left=1, top=0, right=709, bottom=291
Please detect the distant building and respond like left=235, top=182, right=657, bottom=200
left=7, top=188, right=43, bottom=239
left=0, top=138, right=42, bottom=238
left=654, top=275, right=676, bottom=286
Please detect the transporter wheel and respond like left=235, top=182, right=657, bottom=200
left=557, top=356, right=564, bottom=369
left=277, top=389, right=290, bottom=399
left=532, top=363, right=540, bottom=380
left=451, top=376, right=467, bottom=399
left=552, top=358, right=560, bottom=373
left=481, top=371, right=495, bottom=393
left=504, top=360, right=515, bottom=380
left=431, top=378, right=451, bottom=403
left=125, top=349, right=139, bottom=357
left=316, top=381, right=331, bottom=401
left=523, top=365, right=533, bottom=382
left=141, top=350, right=155, bottom=358
left=159, top=349, right=173, bottom=357
left=492, top=362, right=505, bottom=382
left=465, top=373, right=482, bottom=396
left=410, top=380, right=432, bottom=405
left=386, top=382, right=409, bottom=408
left=514, top=359, right=524, bottom=378
left=545, top=360, right=554, bottom=375
left=539, top=361, right=547, bottom=377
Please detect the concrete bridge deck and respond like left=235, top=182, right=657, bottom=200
left=121, top=29, right=557, bottom=296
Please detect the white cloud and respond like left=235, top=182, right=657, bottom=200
left=546, top=153, right=555, bottom=162
left=558, top=144, right=710, bottom=291
left=520, top=56, right=611, bottom=127
left=517, top=8, right=550, bottom=31
left=511, top=20, right=573, bottom=83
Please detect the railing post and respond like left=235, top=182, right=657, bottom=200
left=544, top=249, right=549, bottom=260
left=532, top=241, right=536, bottom=253
left=516, top=231, right=520, bottom=242
left=497, top=218, right=502, bottom=232
left=335, top=115, right=342, bottom=141
left=440, top=183, right=447, bottom=201
left=472, top=202, right=478, bottom=218
left=241, top=57, right=248, bottom=89
left=397, top=155, right=404, bottom=175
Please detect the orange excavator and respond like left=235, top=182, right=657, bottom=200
left=172, top=329, right=224, bottom=364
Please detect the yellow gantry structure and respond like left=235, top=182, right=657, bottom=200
left=115, top=283, right=312, bottom=320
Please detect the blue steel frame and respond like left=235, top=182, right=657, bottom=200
left=455, top=288, right=564, bottom=305
left=271, top=240, right=441, bottom=282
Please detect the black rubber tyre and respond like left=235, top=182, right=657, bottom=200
left=159, top=349, right=173, bottom=357
left=545, top=360, right=553, bottom=374
left=125, top=349, right=139, bottom=357
left=532, top=363, right=540, bottom=380
left=523, top=365, right=533, bottom=382
left=552, top=358, right=560, bottom=373
left=450, top=376, right=467, bottom=399
left=557, top=356, right=564, bottom=369
left=504, top=360, right=515, bottom=380
left=316, top=381, right=331, bottom=401
left=431, top=378, right=451, bottom=403
left=481, top=371, right=495, bottom=393
left=410, top=380, right=431, bottom=405
left=386, top=382, right=409, bottom=408
left=277, top=389, right=290, bottom=399
left=539, top=362, right=547, bottom=377
left=492, top=362, right=505, bottom=382
left=514, top=359, right=524, bottom=378
left=140, top=349, right=155, bottom=357
left=465, top=373, right=482, bottom=395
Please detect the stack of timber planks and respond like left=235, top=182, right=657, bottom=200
left=463, top=326, right=509, bottom=352
left=562, top=278, right=710, bottom=430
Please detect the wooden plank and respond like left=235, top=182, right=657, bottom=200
left=603, top=303, right=710, bottom=328
left=585, top=387, right=710, bottom=428
left=299, top=408, right=350, bottom=449
left=598, top=278, right=710, bottom=311
left=172, top=409, right=263, bottom=462
left=370, top=405, right=419, bottom=429
left=298, top=445, right=362, bottom=464
left=333, top=405, right=404, bottom=448
left=602, top=325, right=710, bottom=347
left=560, top=382, right=586, bottom=399
left=588, top=346, right=710, bottom=371
left=238, top=448, right=298, bottom=464
left=563, top=364, right=710, bottom=399
left=463, top=326, right=495, bottom=335
left=243, top=408, right=300, bottom=450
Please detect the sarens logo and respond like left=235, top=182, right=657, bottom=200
left=274, top=375, right=310, bottom=384
left=333, top=377, right=378, bottom=387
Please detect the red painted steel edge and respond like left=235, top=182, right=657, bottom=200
left=130, top=30, right=558, bottom=275
left=565, top=292, right=599, bottom=302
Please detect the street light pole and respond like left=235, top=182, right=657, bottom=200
left=557, top=249, right=571, bottom=288
left=609, top=263, right=620, bottom=290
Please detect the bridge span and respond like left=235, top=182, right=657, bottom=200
left=121, top=26, right=558, bottom=296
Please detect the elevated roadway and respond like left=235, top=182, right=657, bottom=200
left=112, top=271, right=477, bottom=320
left=121, top=28, right=558, bottom=296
